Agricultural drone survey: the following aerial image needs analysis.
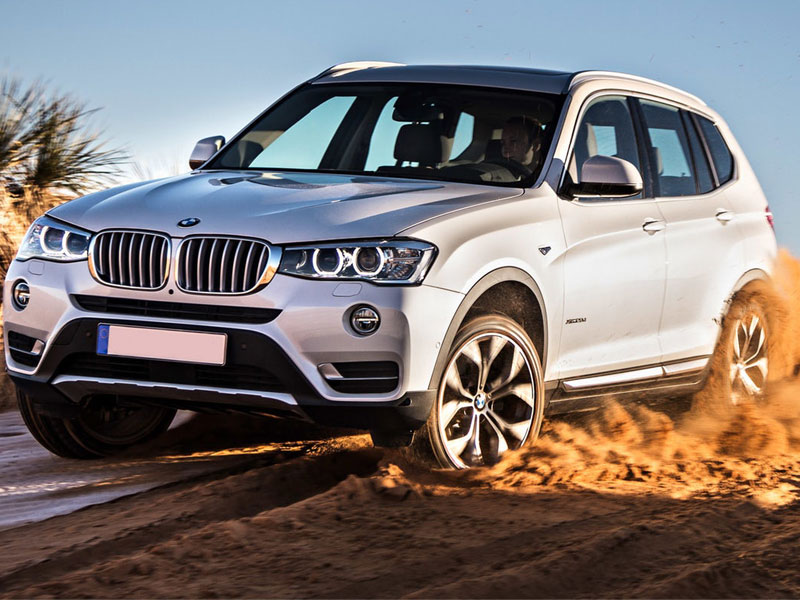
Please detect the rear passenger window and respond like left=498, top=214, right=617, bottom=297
left=697, top=116, right=734, bottom=185
left=682, top=112, right=714, bottom=194
left=640, top=100, right=696, bottom=197
left=567, top=96, right=642, bottom=198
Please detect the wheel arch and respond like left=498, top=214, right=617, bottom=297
left=721, top=268, right=772, bottom=319
left=427, top=267, right=548, bottom=390
left=706, top=267, right=773, bottom=366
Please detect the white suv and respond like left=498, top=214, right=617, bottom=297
left=3, top=62, right=777, bottom=468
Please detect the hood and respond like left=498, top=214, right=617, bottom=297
left=49, top=171, right=522, bottom=243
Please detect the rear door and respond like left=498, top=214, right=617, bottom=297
left=556, top=95, right=667, bottom=380
left=636, top=99, right=745, bottom=362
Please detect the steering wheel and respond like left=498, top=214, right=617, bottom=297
left=482, top=158, right=533, bottom=180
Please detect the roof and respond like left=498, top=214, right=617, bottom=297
left=312, top=62, right=574, bottom=95
left=311, top=62, right=706, bottom=107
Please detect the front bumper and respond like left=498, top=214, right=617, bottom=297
left=3, top=257, right=461, bottom=431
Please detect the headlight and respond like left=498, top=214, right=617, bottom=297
left=279, top=240, right=436, bottom=285
left=16, top=215, right=92, bottom=262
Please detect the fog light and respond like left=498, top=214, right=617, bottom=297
left=12, top=280, right=30, bottom=310
left=350, top=305, right=380, bottom=336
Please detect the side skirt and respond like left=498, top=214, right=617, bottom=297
left=545, top=356, right=711, bottom=415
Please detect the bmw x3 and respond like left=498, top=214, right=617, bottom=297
left=3, top=62, right=777, bottom=468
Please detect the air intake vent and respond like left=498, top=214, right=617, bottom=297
left=320, top=361, right=400, bottom=394
left=73, top=294, right=281, bottom=324
left=177, top=237, right=273, bottom=294
left=91, top=231, right=170, bottom=289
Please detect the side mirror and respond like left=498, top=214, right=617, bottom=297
left=567, top=155, right=643, bottom=199
left=189, top=136, right=225, bottom=170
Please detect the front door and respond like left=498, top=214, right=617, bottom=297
left=556, top=95, right=667, bottom=381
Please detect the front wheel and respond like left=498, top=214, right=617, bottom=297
left=415, top=315, right=545, bottom=469
left=17, top=391, right=175, bottom=459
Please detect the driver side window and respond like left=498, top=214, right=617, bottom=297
left=567, top=96, right=642, bottom=198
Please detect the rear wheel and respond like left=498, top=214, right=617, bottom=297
left=696, top=290, right=770, bottom=410
left=414, top=315, right=545, bottom=469
left=17, top=390, right=175, bottom=459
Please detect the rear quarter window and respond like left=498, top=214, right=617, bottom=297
left=696, top=116, right=734, bottom=185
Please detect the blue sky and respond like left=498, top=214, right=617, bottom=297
left=2, top=0, right=799, bottom=249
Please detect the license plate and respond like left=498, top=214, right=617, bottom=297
left=96, top=324, right=227, bottom=365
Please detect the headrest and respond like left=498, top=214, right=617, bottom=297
left=485, top=139, right=503, bottom=161
left=653, top=147, right=663, bottom=174
left=394, top=124, right=446, bottom=166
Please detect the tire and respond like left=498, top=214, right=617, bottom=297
left=412, top=315, right=545, bottom=469
left=695, top=288, right=771, bottom=411
left=17, top=390, right=175, bottom=459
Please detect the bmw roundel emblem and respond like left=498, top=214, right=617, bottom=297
left=178, top=217, right=201, bottom=228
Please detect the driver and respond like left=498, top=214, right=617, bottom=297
left=500, top=116, right=542, bottom=173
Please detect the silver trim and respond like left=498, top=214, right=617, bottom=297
left=317, top=362, right=396, bottom=382
left=30, top=339, right=44, bottom=356
left=8, top=338, right=45, bottom=357
left=318, top=363, right=344, bottom=380
left=51, top=375, right=302, bottom=411
left=662, top=357, right=709, bottom=376
left=557, top=90, right=733, bottom=203
left=88, top=230, right=171, bottom=291
left=569, top=71, right=707, bottom=107
left=563, top=366, right=663, bottom=390
left=562, top=357, right=709, bottom=390
left=175, top=235, right=282, bottom=295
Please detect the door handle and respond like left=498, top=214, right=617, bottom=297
left=715, top=209, right=734, bottom=224
left=642, top=218, right=666, bottom=234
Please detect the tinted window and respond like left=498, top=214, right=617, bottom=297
left=640, top=100, right=696, bottom=197
left=697, top=116, right=734, bottom=185
left=567, top=96, right=641, bottom=197
left=682, top=112, right=714, bottom=194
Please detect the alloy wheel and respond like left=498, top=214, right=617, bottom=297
left=729, top=312, right=768, bottom=403
left=437, top=331, right=536, bottom=468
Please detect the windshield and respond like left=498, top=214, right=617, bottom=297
left=207, top=83, right=564, bottom=187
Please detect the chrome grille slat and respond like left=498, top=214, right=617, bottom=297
left=183, top=239, right=194, bottom=290
left=207, top=239, right=219, bottom=293
left=229, top=240, right=243, bottom=293
left=118, top=232, right=128, bottom=286
left=98, top=234, right=107, bottom=278
left=242, top=242, right=256, bottom=290
left=219, top=239, right=230, bottom=293
left=177, top=236, right=272, bottom=295
left=127, top=234, right=136, bottom=287
left=108, top=233, right=118, bottom=284
left=148, top=236, right=158, bottom=288
left=91, top=231, right=170, bottom=290
left=137, top=234, right=145, bottom=289
left=159, top=238, right=168, bottom=285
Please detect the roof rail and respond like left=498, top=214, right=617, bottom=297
left=316, top=61, right=406, bottom=79
left=570, top=70, right=706, bottom=106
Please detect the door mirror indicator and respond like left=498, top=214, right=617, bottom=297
left=189, top=136, right=226, bottom=170
left=567, top=155, right=643, bottom=199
